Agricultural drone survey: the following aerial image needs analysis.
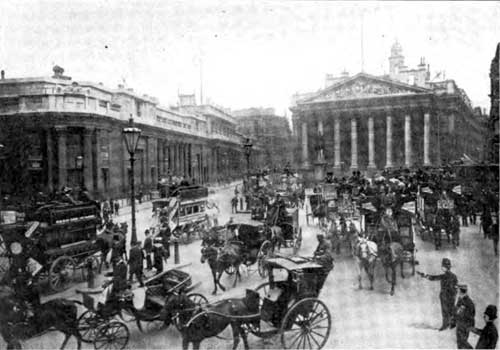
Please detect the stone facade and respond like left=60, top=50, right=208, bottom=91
left=291, top=70, right=487, bottom=178
left=0, top=67, right=262, bottom=200
left=233, top=108, right=293, bottom=170
left=487, top=43, right=499, bottom=164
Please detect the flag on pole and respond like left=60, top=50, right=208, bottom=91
left=362, top=202, right=377, bottom=212
left=452, top=185, right=462, bottom=195
left=402, top=201, right=416, bottom=214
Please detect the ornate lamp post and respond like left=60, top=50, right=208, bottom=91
left=123, top=117, right=142, bottom=244
left=242, top=138, right=253, bottom=175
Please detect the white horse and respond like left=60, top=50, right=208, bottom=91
left=353, top=237, right=378, bottom=290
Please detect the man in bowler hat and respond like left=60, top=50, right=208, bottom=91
left=470, top=305, right=498, bottom=349
left=418, top=258, right=458, bottom=330
left=128, top=241, right=144, bottom=287
left=454, top=284, right=475, bottom=348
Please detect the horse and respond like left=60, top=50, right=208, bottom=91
left=353, top=237, right=378, bottom=290
left=200, top=243, right=243, bottom=295
left=161, top=291, right=259, bottom=350
left=263, top=224, right=284, bottom=251
left=378, top=241, right=405, bottom=296
left=0, top=285, right=81, bottom=349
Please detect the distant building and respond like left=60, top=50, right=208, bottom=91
left=487, top=43, right=499, bottom=164
left=290, top=42, right=487, bottom=178
left=233, top=107, right=293, bottom=170
left=0, top=67, right=257, bottom=200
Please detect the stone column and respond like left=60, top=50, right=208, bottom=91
left=404, top=114, right=412, bottom=167
left=55, top=126, right=67, bottom=189
left=46, top=129, right=54, bottom=192
left=83, top=128, right=94, bottom=191
left=350, top=117, right=358, bottom=170
left=423, top=112, right=430, bottom=166
left=301, top=121, right=309, bottom=167
left=386, top=115, right=393, bottom=168
left=368, top=115, right=376, bottom=169
left=333, top=116, right=341, bottom=170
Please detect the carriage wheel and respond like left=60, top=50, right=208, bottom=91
left=173, top=293, right=209, bottom=330
left=81, top=255, right=100, bottom=281
left=78, top=310, right=101, bottom=343
left=49, top=256, right=76, bottom=292
left=280, top=298, right=332, bottom=349
left=187, top=292, right=209, bottom=306
left=93, top=321, right=129, bottom=350
left=257, top=240, right=272, bottom=278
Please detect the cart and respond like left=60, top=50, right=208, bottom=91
left=0, top=202, right=102, bottom=291
left=188, top=255, right=333, bottom=349
left=76, top=267, right=207, bottom=349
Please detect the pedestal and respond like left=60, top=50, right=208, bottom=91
left=314, top=161, right=327, bottom=182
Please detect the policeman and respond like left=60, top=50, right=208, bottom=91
left=470, top=305, right=498, bottom=349
left=417, top=258, right=458, bottom=330
left=128, top=241, right=144, bottom=287
left=453, top=284, right=475, bottom=349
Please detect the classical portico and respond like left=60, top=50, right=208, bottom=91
left=291, top=72, right=482, bottom=176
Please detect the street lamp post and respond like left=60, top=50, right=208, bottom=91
left=123, top=117, right=142, bottom=244
left=242, top=138, right=253, bottom=175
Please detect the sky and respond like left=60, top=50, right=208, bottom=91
left=0, top=1, right=498, bottom=117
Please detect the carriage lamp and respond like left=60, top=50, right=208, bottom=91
left=10, top=242, right=22, bottom=255
left=123, top=116, right=142, bottom=245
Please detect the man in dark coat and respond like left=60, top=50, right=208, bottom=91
left=143, top=230, right=153, bottom=270
left=128, top=241, right=144, bottom=286
left=470, top=304, right=498, bottom=349
left=418, top=258, right=458, bottom=330
left=106, top=256, right=128, bottom=297
left=454, top=284, right=475, bottom=349
left=491, top=215, right=499, bottom=256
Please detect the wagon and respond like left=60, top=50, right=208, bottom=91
left=189, top=255, right=333, bottom=349
left=0, top=202, right=102, bottom=291
left=76, top=267, right=207, bottom=349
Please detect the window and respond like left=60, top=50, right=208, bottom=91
left=99, top=100, right=107, bottom=108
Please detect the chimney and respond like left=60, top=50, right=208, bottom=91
left=1, top=70, right=4, bottom=80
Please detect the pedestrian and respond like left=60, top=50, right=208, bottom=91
left=153, top=244, right=164, bottom=274
left=105, top=256, right=128, bottom=303
left=231, top=196, right=238, bottom=214
left=453, top=284, right=475, bottom=349
left=470, top=305, right=498, bottom=349
left=239, top=195, right=244, bottom=211
left=417, top=258, right=458, bottom=330
left=110, top=198, right=115, bottom=215
left=451, top=215, right=461, bottom=248
left=143, top=230, right=153, bottom=270
left=128, top=241, right=144, bottom=287
left=491, top=214, right=499, bottom=256
left=482, top=210, right=492, bottom=239
left=114, top=201, right=120, bottom=216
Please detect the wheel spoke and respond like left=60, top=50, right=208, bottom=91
left=308, top=330, right=322, bottom=348
left=310, top=316, right=329, bottom=328
left=305, top=332, right=313, bottom=349
left=289, top=330, right=303, bottom=348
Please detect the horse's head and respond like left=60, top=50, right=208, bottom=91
left=160, top=294, right=196, bottom=327
left=200, top=245, right=218, bottom=264
left=356, top=238, right=375, bottom=260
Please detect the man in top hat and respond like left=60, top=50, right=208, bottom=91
left=417, top=258, right=458, bottom=330
left=470, top=305, right=498, bottom=349
left=128, top=240, right=144, bottom=287
left=454, top=284, right=475, bottom=348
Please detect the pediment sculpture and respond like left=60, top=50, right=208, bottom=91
left=319, top=79, right=418, bottom=101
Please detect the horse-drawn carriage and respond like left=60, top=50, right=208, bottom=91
left=165, top=255, right=332, bottom=349
left=76, top=267, right=207, bottom=349
left=266, top=198, right=302, bottom=254
left=0, top=202, right=102, bottom=291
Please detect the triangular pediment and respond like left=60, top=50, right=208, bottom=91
left=301, top=72, right=431, bottom=104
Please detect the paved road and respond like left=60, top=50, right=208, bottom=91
left=7, top=184, right=499, bottom=349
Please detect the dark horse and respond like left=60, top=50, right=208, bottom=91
left=0, top=285, right=82, bottom=349
left=379, top=241, right=405, bottom=296
left=161, top=291, right=259, bottom=350
left=201, top=243, right=243, bottom=295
